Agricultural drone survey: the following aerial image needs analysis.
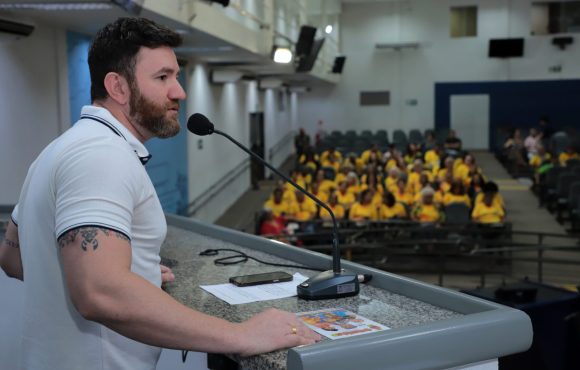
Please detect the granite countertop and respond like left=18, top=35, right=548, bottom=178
left=161, top=225, right=463, bottom=370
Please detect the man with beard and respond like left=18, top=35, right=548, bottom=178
left=0, top=18, right=319, bottom=370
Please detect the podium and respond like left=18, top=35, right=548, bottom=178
left=163, top=214, right=532, bottom=370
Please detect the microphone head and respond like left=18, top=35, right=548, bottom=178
left=187, top=113, right=214, bottom=136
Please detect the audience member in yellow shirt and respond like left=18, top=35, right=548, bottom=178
left=345, top=173, right=362, bottom=196
left=309, top=182, right=329, bottom=204
left=559, top=146, right=579, bottom=166
left=424, top=145, right=442, bottom=171
left=404, top=143, right=423, bottom=165
left=288, top=191, right=318, bottom=221
left=437, top=157, right=456, bottom=182
left=320, top=153, right=341, bottom=172
left=439, top=171, right=453, bottom=194
left=319, top=191, right=346, bottom=221
left=472, top=190, right=505, bottom=224
left=467, top=172, right=485, bottom=203
left=298, top=148, right=319, bottom=172
left=412, top=187, right=444, bottom=223
left=360, top=144, right=382, bottom=166
left=455, top=154, right=480, bottom=184
left=385, top=167, right=401, bottom=194
left=336, top=181, right=356, bottom=209
left=379, top=192, right=408, bottom=220
left=475, top=182, right=505, bottom=211
left=313, top=170, right=337, bottom=195
left=320, top=147, right=343, bottom=164
left=407, top=160, right=433, bottom=194
left=360, top=171, right=384, bottom=196
left=443, top=180, right=471, bottom=208
left=264, top=188, right=292, bottom=218
left=334, top=165, right=352, bottom=185
left=349, top=190, right=379, bottom=221
left=393, top=178, right=414, bottom=206
left=343, top=153, right=365, bottom=173
left=529, top=146, right=551, bottom=168
left=287, top=170, right=307, bottom=190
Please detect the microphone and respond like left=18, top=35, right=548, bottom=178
left=187, top=114, right=361, bottom=300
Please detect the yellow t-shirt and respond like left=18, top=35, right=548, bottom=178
left=472, top=203, right=505, bottom=224
left=342, top=158, right=364, bottom=173
left=318, top=179, right=337, bottom=194
left=263, top=199, right=291, bottom=217
left=529, top=153, right=551, bottom=168
left=336, top=191, right=356, bottom=208
left=384, top=159, right=400, bottom=172
left=360, top=149, right=381, bottom=165
left=288, top=198, right=318, bottom=221
left=385, top=176, right=399, bottom=194
left=346, top=184, right=361, bottom=197
left=379, top=202, right=407, bottom=220
left=320, top=159, right=340, bottom=172
left=412, top=204, right=442, bottom=223
left=311, top=191, right=328, bottom=204
left=559, top=152, right=579, bottom=166
left=475, top=193, right=505, bottom=210
left=349, top=202, right=378, bottom=220
left=320, top=150, right=343, bottom=163
left=443, top=193, right=471, bottom=208
left=414, top=191, right=444, bottom=206
left=424, top=150, right=440, bottom=167
left=335, top=173, right=347, bottom=185
left=320, top=204, right=346, bottom=220
left=394, top=190, right=414, bottom=206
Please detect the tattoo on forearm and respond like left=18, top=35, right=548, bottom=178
left=58, top=227, right=129, bottom=251
left=3, top=238, right=20, bottom=249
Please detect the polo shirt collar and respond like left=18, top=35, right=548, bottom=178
left=79, top=105, right=152, bottom=165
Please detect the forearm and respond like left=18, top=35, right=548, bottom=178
left=86, top=272, right=245, bottom=354
left=0, top=221, right=23, bottom=280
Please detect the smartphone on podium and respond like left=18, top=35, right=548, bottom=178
left=229, top=271, right=293, bottom=287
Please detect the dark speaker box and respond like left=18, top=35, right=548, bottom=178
left=296, top=25, right=316, bottom=57
left=332, top=56, right=346, bottom=74
left=552, top=36, right=573, bottom=50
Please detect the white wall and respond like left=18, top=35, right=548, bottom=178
left=0, top=24, right=68, bottom=204
left=185, top=65, right=297, bottom=222
left=298, top=0, right=580, bottom=138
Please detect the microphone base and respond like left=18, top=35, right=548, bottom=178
left=297, top=270, right=360, bottom=300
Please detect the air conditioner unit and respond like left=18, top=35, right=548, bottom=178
left=0, top=17, right=35, bottom=42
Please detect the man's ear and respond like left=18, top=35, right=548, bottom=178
left=103, top=72, right=130, bottom=106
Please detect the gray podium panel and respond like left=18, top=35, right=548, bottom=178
left=165, top=214, right=532, bottom=370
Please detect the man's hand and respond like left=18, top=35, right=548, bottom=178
left=160, top=264, right=175, bottom=284
left=236, top=308, right=321, bottom=357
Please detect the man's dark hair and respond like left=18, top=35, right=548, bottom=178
left=88, top=17, right=182, bottom=102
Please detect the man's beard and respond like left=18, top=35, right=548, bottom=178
left=129, top=83, right=180, bottom=139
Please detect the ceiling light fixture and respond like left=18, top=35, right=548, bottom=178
left=273, top=46, right=292, bottom=64
left=325, top=25, right=333, bottom=34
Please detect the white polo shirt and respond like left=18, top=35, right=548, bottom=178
left=12, top=105, right=167, bottom=370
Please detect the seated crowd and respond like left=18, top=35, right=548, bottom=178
left=259, top=130, right=506, bottom=236
left=502, top=125, right=580, bottom=184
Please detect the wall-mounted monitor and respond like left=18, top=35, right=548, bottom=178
left=488, top=38, right=524, bottom=58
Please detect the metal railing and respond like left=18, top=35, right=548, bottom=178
left=268, top=130, right=294, bottom=163
left=258, top=221, right=580, bottom=287
left=181, top=159, right=251, bottom=217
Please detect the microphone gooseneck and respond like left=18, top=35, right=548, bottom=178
left=186, top=113, right=361, bottom=300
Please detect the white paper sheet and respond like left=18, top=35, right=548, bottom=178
left=200, top=273, right=309, bottom=305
